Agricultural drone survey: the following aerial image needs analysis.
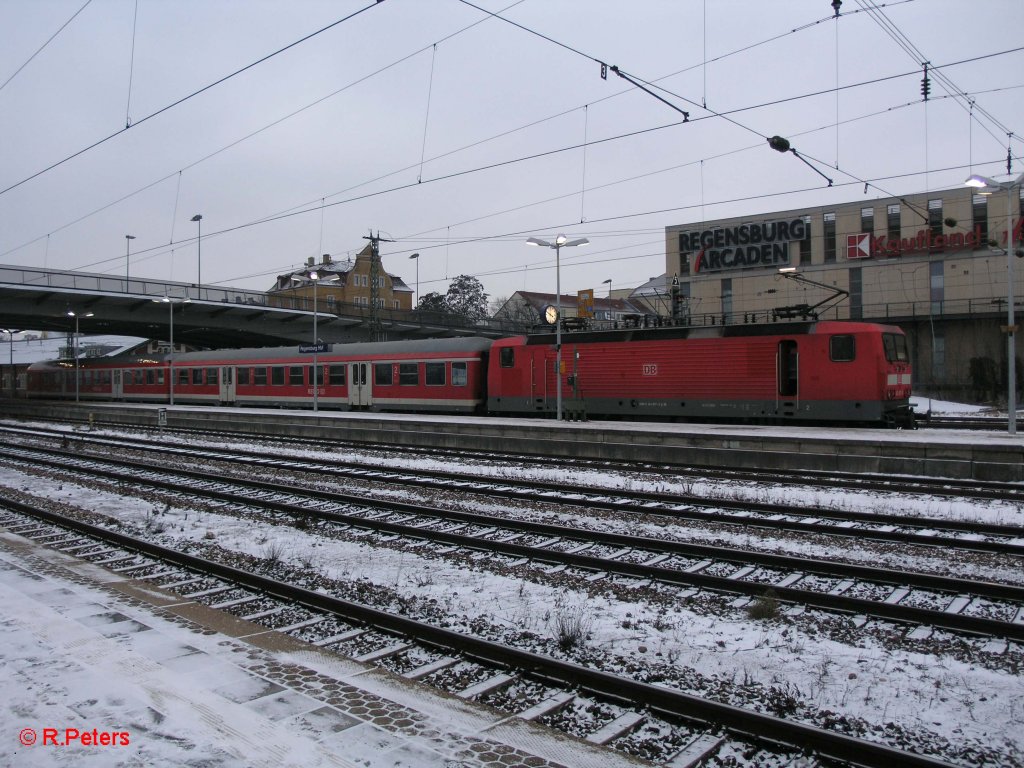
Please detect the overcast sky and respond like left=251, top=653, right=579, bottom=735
left=1, top=0, right=1021, bottom=307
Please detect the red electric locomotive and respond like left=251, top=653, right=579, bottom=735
left=486, top=320, right=913, bottom=426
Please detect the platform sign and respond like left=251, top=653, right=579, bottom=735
left=577, top=289, right=594, bottom=319
left=299, top=343, right=330, bottom=354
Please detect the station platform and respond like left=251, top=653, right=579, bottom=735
left=6, top=401, right=1023, bottom=482
left=0, top=529, right=643, bottom=768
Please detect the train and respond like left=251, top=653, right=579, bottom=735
left=25, top=319, right=915, bottom=427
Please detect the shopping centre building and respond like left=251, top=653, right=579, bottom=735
left=664, top=183, right=1024, bottom=399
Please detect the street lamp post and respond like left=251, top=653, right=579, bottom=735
left=526, top=234, right=589, bottom=420
left=2, top=328, right=15, bottom=398
left=409, top=253, right=420, bottom=308
left=125, top=234, right=135, bottom=282
left=965, top=172, right=1024, bottom=435
left=155, top=296, right=188, bottom=406
left=190, top=214, right=203, bottom=294
left=292, top=269, right=338, bottom=412
left=602, top=278, right=612, bottom=296
left=66, top=310, right=94, bottom=403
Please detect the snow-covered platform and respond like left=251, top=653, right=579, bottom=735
left=0, top=529, right=644, bottom=768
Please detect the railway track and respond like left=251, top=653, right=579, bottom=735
left=2, top=428, right=1022, bottom=555
left=3, top=419, right=1019, bottom=503
left=0, top=496, right=968, bottom=768
left=1, top=441, right=1021, bottom=643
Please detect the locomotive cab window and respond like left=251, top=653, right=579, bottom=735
left=399, top=363, right=418, bottom=386
left=499, top=347, right=515, bottom=368
left=425, top=362, right=445, bottom=386
left=882, top=333, right=909, bottom=362
left=829, top=335, right=856, bottom=362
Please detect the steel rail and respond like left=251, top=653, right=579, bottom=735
left=2, top=418, right=1021, bottom=501
left=0, top=494, right=962, bottom=768
left=4, top=446, right=1022, bottom=641
left=2, top=432, right=1021, bottom=549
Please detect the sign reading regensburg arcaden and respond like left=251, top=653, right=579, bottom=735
left=680, top=219, right=805, bottom=274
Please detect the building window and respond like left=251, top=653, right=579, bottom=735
left=930, top=260, right=944, bottom=314
left=932, top=324, right=945, bottom=381
left=798, top=215, right=811, bottom=262
left=720, top=278, right=732, bottom=322
left=972, top=194, right=989, bottom=248
left=887, top=203, right=901, bottom=243
left=860, top=207, right=874, bottom=235
left=677, top=232, right=691, bottom=276
left=849, top=267, right=862, bottom=320
left=928, top=199, right=943, bottom=252
left=823, top=212, right=836, bottom=263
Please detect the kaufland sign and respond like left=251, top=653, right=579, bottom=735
left=847, top=218, right=1023, bottom=259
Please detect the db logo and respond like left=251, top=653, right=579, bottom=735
left=642, top=363, right=658, bottom=376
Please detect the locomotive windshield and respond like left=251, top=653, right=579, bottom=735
left=882, top=333, right=909, bottom=363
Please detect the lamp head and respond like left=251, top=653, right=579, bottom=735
left=409, top=253, right=419, bottom=260
left=190, top=214, right=203, bottom=222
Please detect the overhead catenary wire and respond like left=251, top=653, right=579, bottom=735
left=0, top=0, right=93, bottom=94
left=0, top=0, right=386, bottom=197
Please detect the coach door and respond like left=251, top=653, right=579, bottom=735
left=348, top=362, right=371, bottom=408
left=112, top=369, right=123, bottom=400
left=219, top=366, right=236, bottom=404
left=777, top=340, right=799, bottom=412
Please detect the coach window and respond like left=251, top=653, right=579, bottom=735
left=374, top=363, right=393, bottom=386
left=830, top=335, right=856, bottom=362
left=253, top=367, right=267, bottom=386
left=237, top=368, right=249, bottom=385
left=314, top=365, right=324, bottom=386
left=399, top=363, right=418, bottom=386
left=206, top=368, right=218, bottom=384
left=192, top=368, right=203, bottom=385
left=146, top=370, right=155, bottom=385
left=177, top=369, right=189, bottom=386
left=124, top=370, right=134, bottom=386
left=271, top=366, right=285, bottom=386
left=329, top=365, right=346, bottom=386
left=156, top=370, right=164, bottom=386
left=289, top=366, right=304, bottom=385
left=499, top=347, right=515, bottom=367
left=452, top=362, right=468, bottom=386
left=425, top=362, right=445, bottom=386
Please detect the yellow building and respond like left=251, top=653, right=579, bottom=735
left=268, top=245, right=413, bottom=314
left=665, top=184, right=1023, bottom=400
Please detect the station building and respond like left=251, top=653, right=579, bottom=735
left=664, top=183, right=1024, bottom=400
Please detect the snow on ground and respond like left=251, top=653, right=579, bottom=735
left=0, top=441, right=1021, bottom=766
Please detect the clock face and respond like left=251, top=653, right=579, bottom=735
left=544, top=305, right=558, bottom=324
